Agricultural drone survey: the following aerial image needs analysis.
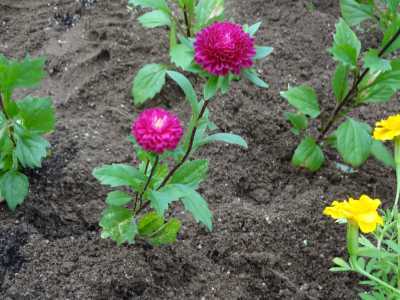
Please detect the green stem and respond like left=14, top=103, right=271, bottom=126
left=347, top=223, right=359, bottom=256
left=136, top=156, right=159, bottom=213
left=350, top=256, right=400, bottom=296
left=393, top=138, right=400, bottom=213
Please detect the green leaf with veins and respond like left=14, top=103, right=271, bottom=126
left=92, top=164, right=145, bottom=191
left=0, top=170, right=29, bottom=211
left=0, top=55, right=45, bottom=94
left=14, top=127, right=50, bottom=168
left=17, top=97, right=55, bottom=134
left=336, top=118, right=372, bottom=167
left=332, top=63, right=349, bottom=102
left=138, top=10, right=171, bottom=28
left=284, top=112, right=308, bottom=135
left=169, top=160, right=208, bottom=188
left=292, top=137, right=324, bottom=172
left=281, top=85, right=320, bottom=118
left=329, top=19, right=361, bottom=67
left=148, top=218, right=181, bottom=246
left=340, top=0, right=374, bottom=27
left=106, top=191, right=132, bottom=206
left=132, top=64, right=167, bottom=105
left=138, top=212, right=165, bottom=236
left=99, top=206, right=137, bottom=245
left=364, top=49, right=392, bottom=73
left=170, top=44, right=194, bottom=70
left=201, top=133, right=248, bottom=149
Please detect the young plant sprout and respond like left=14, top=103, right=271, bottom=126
left=0, top=55, right=55, bottom=210
left=281, top=0, right=400, bottom=172
left=93, top=0, right=272, bottom=246
left=324, top=114, right=400, bottom=299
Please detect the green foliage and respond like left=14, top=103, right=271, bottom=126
left=331, top=210, right=400, bottom=298
left=282, top=2, right=400, bottom=172
left=194, top=0, right=224, bottom=31
left=132, top=64, right=167, bottom=105
left=96, top=0, right=272, bottom=246
left=129, top=1, right=272, bottom=106
left=292, top=137, right=324, bottom=172
left=99, top=206, right=137, bottom=246
left=138, top=10, right=171, bottom=28
left=329, top=18, right=361, bottom=67
left=280, top=85, right=320, bottom=118
left=0, top=55, right=55, bottom=210
left=336, top=118, right=372, bottom=167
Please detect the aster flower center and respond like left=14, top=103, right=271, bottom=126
left=153, top=116, right=166, bottom=129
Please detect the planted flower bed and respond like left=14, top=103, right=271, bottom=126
left=0, top=0, right=399, bottom=299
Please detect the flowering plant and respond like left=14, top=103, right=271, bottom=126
left=324, top=114, right=400, bottom=299
left=129, top=0, right=271, bottom=106
left=281, top=0, right=400, bottom=171
left=0, top=55, right=55, bottom=210
left=92, top=0, right=272, bottom=246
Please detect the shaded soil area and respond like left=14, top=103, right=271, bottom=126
left=0, top=0, right=398, bottom=299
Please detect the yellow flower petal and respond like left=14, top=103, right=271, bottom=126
left=323, top=195, right=383, bottom=233
left=373, top=114, right=400, bottom=141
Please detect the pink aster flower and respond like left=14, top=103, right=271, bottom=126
left=132, top=108, right=183, bottom=154
left=194, top=22, right=256, bottom=76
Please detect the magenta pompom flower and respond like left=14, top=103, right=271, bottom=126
left=194, top=22, right=256, bottom=76
left=132, top=108, right=183, bottom=154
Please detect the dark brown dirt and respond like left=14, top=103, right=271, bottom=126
left=0, top=0, right=398, bottom=299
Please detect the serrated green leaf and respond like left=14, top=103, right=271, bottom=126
left=149, top=184, right=212, bottom=230
left=195, top=0, right=224, bottom=31
left=99, top=206, right=137, bottom=245
left=370, top=140, right=395, bottom=168
left=280, top=85, right=320, bottom=118
left=242, top=68, right=269, bottom=88
left=329, top=19, right=361, bottom=67
left=138, top=211, right=165, bottom=237
left=0, top=171, right=29, bottom=211
left=336, top=118, right=372, bottom=167
left=204, top=76, right=219, bottom=100
left=181, top=190, right=212, bottom=231
left=202, top=133, right=248, bottom=149
left=166, top=71, right=199, bottom=114
left=170, top=44, right=194, bottom=70
left=128, top=0, right=170, bottom=12
left=14, top=128, right=49, bottom=168
left=364, top=49, right=392, bottom=73
left=0, top=55, right=46, bottom=94
left=148, top=218, right=181, bottom=246
left=284, top=112, right=308, bottom=135
left=254, top=46, right=273, bottom=60
left=132, top=64, right=167, bottom=105
left=340, top=0, right=374, bottom=27
left=170, top=160, right=208, bottom=188
left=147, top=184, right=184, bottom=215
left=138, top=10, right=171, bottom=28
left=332, top=63, right=350, bottom=102
left=106, top=191, right=132, bottom=206
left=92, top=164, right=145, bottom=191
left=17, top=96, right=55, bottom=134
left=292, top=137, right=324, bottom=172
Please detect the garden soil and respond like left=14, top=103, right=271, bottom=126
left=0, top=0, right=399, bottom=299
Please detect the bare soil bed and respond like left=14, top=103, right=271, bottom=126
left=0, top=0, right=399, bottom=299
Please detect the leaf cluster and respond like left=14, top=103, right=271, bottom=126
left=0, top=55, right=55, bottom=210
left=282, top=0, right=400, bottom=172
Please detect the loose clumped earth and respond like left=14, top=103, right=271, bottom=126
left=0, top=0, right=398, bottom=299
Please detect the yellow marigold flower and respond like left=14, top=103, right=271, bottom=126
left=373, top=114, right=400, bottom=141
left=323, top=195, right=383, bottom=233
